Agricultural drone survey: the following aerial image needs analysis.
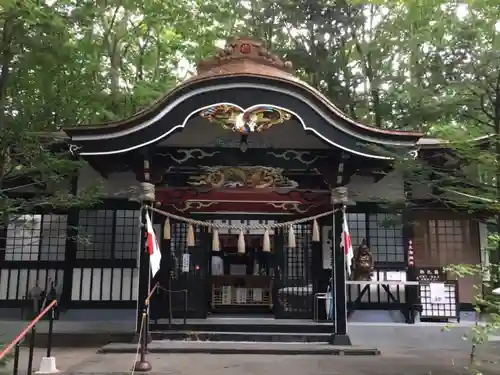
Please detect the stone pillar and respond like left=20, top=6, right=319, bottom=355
left=329, top=186, right=352, bottom=346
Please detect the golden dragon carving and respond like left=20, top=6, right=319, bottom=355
left=188, top=166, right=299, bottom=189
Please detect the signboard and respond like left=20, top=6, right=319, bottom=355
left=415, top=267, right=446, bottom=282
left=429, top=282, right=447, bottom=304
left=181, top=253, right=190, bottom=273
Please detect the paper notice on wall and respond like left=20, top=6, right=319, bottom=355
left=430, top=282, right=446, bottom=304
left=181, top=253, right=190, bottom=273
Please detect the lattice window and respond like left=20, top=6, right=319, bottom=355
left=5, top=214, right=67, bottom=261
left=322, top=212, right=404, bottom=268
left=346, top=213, right=367, bottom=250
left=77, top=210, right=114, bottom=259
left=39, top=215, right=68, bottom=261
left=419, top=281, right=459, bottom=319
left=416, top=219, right=472, bottom=266
left=368, top=213, right=405, bottom=263
left=414, top=217, right=480, bottom=303
left=114, top=210, right=140, bottom=259
left=429, top=220, right=469, bottom=265
left=284, top=223, right=311, bottom=281
left=76, top=209, right=138, bottom=260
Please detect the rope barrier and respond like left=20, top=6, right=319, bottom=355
left=157, top=285, right=188, bottom=293
left=130, top=313, right=146, bottom=375
left=145, top=205, right=339, bottom=230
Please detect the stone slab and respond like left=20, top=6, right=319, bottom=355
left=2, top=345, right=500, bottom=375
left=99, top=341, right=380, bottom=355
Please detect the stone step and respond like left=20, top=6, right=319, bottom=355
left=98, top=340, right=380, bottom=355
left=150, top=319, right=334, bottom=333
left=151, top=330, right=332, bottom=342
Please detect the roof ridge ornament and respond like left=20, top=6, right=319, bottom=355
left=197, top=37, right=294, bottom=75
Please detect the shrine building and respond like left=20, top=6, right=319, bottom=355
left=0, top=37, right=485, bottom=344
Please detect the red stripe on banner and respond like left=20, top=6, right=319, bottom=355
left=344, top=232, right=352, bottom=255
left=147, top=232, right=155, bottom=255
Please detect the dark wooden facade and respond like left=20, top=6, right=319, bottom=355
left=0, top=37, right=482, bottom=343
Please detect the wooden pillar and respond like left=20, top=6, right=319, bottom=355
left=61, top=208, right=78, bottom=308
left=136, top=158, right=154, bottom=335
left=136, top=207, right=150, bottom=334
left=329, top=186, right=352, bottom=346
left=61, top=176, right=79, bottom=309
left=403, top=171, right=418, bottom=323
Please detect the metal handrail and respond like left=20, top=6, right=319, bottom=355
left=0, top=299, right=57, bottom=361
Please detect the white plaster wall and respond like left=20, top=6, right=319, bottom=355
left=77, top=164, right=142, bottom=199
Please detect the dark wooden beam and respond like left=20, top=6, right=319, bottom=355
left=316, top=151, right=342, bottom=187
left=153, top=147, right=333, bottom=170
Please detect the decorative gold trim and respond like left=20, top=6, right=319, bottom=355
left=200, top=103, right=292, bottom=133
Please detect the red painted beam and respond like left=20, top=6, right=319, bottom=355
left=155, top=187, right=331, bottom=214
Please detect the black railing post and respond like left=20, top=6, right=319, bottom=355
left=168, top=275, right=172, bottom=330
left=12, top=343, right=20, bottom=375
left=183, top=290, right=188, bottom=328
left=26, top=326, right=36, bottom=375
left=133, top=309, right=152, bottom=372
left=46, top=307, right=55, bottom=357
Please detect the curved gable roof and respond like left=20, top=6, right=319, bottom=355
left=64, top=37, right=424, bottom=156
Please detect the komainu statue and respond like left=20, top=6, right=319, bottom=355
left=351, top=239, right=374, bottom=281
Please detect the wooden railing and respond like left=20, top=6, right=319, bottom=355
left=0, top=299, right=58, bottom=375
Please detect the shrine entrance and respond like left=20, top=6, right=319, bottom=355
left=207, top=216, right=278, bottom=316
left=205, top=217, right=317, bottom=319
left=63, top=36, right=424, bottom=344
left=149, top=210, right=326, bottom=321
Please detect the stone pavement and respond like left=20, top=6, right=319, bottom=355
left=1, top=344, right=500, bottom=375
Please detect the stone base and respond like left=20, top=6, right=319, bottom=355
left=133, top=360, right=152, bottom=372
left=328, top=334, right=352, bottom=346
left=35, top=356, right=59, bottom=374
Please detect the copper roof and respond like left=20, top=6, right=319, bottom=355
left=189, top=37, right=296, bottom=82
